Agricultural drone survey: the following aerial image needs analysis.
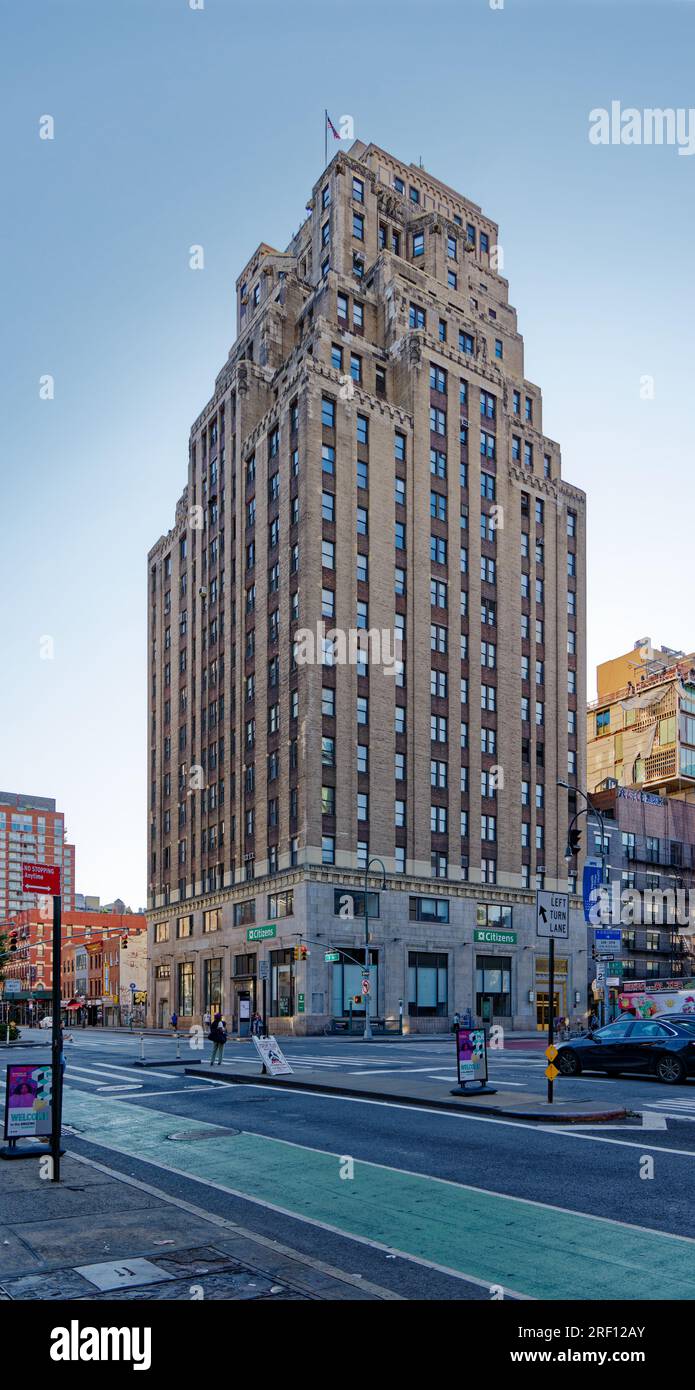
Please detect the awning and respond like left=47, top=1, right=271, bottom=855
left=66, top=1001, right=82, bottom=1010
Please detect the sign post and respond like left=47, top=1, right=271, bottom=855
left=22, top=863, right=62, bottom=1180
left=258, top=959, right=269, bottom=1037
left=536, top=891, right=569, bottom=1104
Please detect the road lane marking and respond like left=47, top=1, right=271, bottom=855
left=59, top=1087, right=695, bottom=1299
left=230, top=1083, right=695, bottom=1157
left=64, top=1150, right=404, bottom=1300
left=97, top=1084, right=144, bottom=1092
left=67, top=1065, right=150, bottom=1083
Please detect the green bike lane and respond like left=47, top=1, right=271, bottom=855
left=63, top=1087, right=695, bottom=1300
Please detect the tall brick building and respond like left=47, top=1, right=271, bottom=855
left=0, top=791, right=75, bottom=919
left=147, top=141, right=587, bottom=1033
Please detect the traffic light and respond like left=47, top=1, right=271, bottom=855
left=567, top=826, right=582, bottom=857
left=293, top=945, right=301, bottom=961
left=121, top=936, right=128, bottom=949
left=300, top=944, right=309, bottom=961
left=9, top=932, right=17, bottom=954
left=353, top=995, right=362, bottom=1005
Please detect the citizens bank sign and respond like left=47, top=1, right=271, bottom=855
left=473, top=929, right=517, bottom=946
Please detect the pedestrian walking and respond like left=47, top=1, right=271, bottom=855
left=203, top=1010, right=211, bottom=1030
left=208, top=1012, right=227, bottom=1065
left=170, top=1011, right=178, bottom=1031
left=251, top=1011, right=263, bottom=1038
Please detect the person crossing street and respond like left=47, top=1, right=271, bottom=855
left=208, top=1012, right=227, bottom=1065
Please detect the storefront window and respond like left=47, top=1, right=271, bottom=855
left=475, top=954, right=511, bottom=1017
left=408, top=951, right=448, bottom=1016
left=270, top=948, right=293, bottom=1016
left=330, top=948, right=378, bottom=1016
left=177, top=962, right=194, bottom=1016
left=203, top=958, right=223, bottom=1014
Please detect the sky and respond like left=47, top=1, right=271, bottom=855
left=1, top=0, right=694, bottom=909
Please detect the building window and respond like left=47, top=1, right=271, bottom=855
left=177, top=962, right=194, bottom=1016
left=203, top=958, right=223, bottom=1014
left=476, top=955, right=510, bottom=1016
left=408, top=951, right=448, bottom=1017
left=409, top=896, right=449, bottom=923
left=268, top=890, right=294, bottom=919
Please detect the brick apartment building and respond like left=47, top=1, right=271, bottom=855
left=147, top=141, right=587, bottom=1033
left=3, top=909, right=146, bottom=1024
left=61, top=925, right=147, bottom=1026
left=0, top=790, right=75, bottom=919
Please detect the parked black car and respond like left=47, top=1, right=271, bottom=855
left=556, top=1016, right=695, bottom=1084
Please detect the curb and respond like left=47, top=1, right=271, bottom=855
left=132, top=1058, right=202, bottom=1069
left=184, top=1068, right=627, bottom=1123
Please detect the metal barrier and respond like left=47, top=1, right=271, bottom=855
left=136, top=1029, right=198, bottom=1065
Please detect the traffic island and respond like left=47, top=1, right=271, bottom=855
left=185, top=1064, right=628, bottom=1123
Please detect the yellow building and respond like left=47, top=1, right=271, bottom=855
left=588, top=639, right=695, bottom=801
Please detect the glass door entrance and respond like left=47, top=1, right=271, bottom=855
left=535, top=992, right=560, bottom=1030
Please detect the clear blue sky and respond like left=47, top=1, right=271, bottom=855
left=2, top=0, right=693, bottom=908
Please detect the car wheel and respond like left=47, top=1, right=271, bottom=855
left=655, top=1054, right=686, bottom=1085
left=558, top=1050, right=581, bottom=1076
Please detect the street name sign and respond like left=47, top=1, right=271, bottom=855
left=536, top=891, right=569, bottom=939
left=325, top=951, right=340, bottom=963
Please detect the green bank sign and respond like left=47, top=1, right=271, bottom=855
left=247, top=925, right=276, bottom=943
left=474, top=929, right=517, bottom=946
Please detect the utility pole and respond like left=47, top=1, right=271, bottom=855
left=50, top=890, right=62, bottom=1182
left=363, top=857, right=386, bottom=1041
left=558, top=779, right=609, bottom=1024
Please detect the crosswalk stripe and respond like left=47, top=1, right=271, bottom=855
left=66, top=1064, right=145, bottom=1083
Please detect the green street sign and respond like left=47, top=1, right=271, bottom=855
left=297, top=993, right=305, bottom=1013
left=325, top=951, right=340, bottom=963
left=473, top=929, right=517, bottom=946
left=247, top=924, right=276, bottom=943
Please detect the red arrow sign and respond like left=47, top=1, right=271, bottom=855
left=22, top=863, right=61, bottom=896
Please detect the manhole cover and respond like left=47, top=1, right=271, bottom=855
left=166, top=1127, right=240, bottom=1141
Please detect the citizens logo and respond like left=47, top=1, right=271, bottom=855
left=50, top=1320, right=151, bottom=1371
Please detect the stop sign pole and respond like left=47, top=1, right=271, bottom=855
left=22, top=863, right=62, bottom=1181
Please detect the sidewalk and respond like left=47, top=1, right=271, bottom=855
left=0, top=1150, right=393, bottom=1301
left=191, top=1062, right=628, bottom=1123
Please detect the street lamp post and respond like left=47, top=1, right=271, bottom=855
left=558, top=779, right=609, bottom=1025
left=363, top=857, right=386, bottom=1041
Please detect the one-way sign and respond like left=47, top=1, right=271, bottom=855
left=536, top=890, right=569, bottom=939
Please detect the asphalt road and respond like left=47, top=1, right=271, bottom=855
left=4, top=1029, right=695, bottom=1300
